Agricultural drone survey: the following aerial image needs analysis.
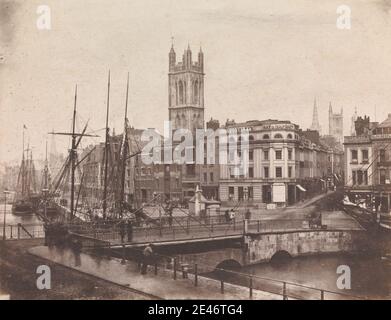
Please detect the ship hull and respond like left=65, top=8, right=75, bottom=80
left=12, top=200, right=34, bottom=215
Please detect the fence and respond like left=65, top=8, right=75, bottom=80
left=0, top=223, right=44, bottom=240
left=67, top=218, right=326, bottom=246
left=104, top=245, right=366, bottom=300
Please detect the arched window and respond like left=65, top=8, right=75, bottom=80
left=287, top=133, right=293, bottom=139
left=184, top=81, right=187, bottom=104
left=263, top=134, right=270, bottom=140
left=274, top=133, right=283, bottom=139
left=194, top=80, right=199, bottom=104
left=175, top=82, right=178, bottom=105
left=178, top=81, right=184, bottom=104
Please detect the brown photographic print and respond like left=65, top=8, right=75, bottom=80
left=1, top=0, right=391, bottom=306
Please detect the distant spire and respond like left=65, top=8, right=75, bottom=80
left=310, top=97, right=321, bottom=134
left=351, top=106, right=358, bottom=136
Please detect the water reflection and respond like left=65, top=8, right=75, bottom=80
left=0, top=203, right=42, bottom=225
left=209, top=252, right=391, bottom=299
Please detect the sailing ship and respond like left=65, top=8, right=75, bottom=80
left=37, top=141, right=60, bottom=217
left=13, top=128, right=38, bottom=215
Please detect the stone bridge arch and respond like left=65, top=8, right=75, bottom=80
left=216, top=259, right=242, bottom=271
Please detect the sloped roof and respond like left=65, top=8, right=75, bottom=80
left=378, top=114, right=391, bottom=128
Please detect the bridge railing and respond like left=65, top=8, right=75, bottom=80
left=67, top=217, right=336, bottom=245
left=109, top=245, right=366, bottom=300
left=69, top=219, right=247, bottom=244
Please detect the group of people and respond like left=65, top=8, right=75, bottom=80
left=119, top=219, right=134, bottom=243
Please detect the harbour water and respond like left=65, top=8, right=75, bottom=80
left=0, top=203, right=43, bottom=239
left=210, top=234, right=391, bottom=300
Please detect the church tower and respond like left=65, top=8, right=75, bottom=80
left=328, top=102, right=344, bottom=143
left=168, top=44, right=205, bottom=133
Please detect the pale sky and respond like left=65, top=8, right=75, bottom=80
left=1, top=0, right=391, bottom=163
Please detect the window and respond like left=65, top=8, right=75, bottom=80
left=351, top=150, right=358, bottom=162
left=264, top=167, right=269, bottom=178
left=228, top=187, right=235, bottom=200
left=288, top=149, right=293, bottom=160
left=364, top=171, right=368, bottom=185
left=380, top=169, right=386, bottom=184
left=203, top=172, right=207, bottom=182
left=287, top=133, right=293, bottom=139
left=288, top=166, right=292, bottom=178
left=276, top=167, right=282, bottom=178
left=263, top=134, right=270, bottom=140
left=274, top=133, right=283, bottom=139
left=248, top=167, right=254, bottom=178
left=380, top=149, right=386, bottom=162
left=249, top=135, right=254, bottom=142
left=275, top=150, right=282, bottom=160
left=248, top=187, right=253, bottom=200
left=362, top=150, right=368, bottom=163
left=264, top=150, right=269, bottom=160
left=357, top=171, right=363, bottom=185
left=249, top=150, right=254, bottom=161
left=210, top=172, right=214, bottom=182
left=352, top=171, right=357, bottom=185
left=186, top=164, right=195, bottom=176
left=238, top=187, right=244, bottom=201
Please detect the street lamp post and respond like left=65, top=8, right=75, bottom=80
left=3, top=190, right=10, bottom=241
left=42, top=188, right=49, bottom=218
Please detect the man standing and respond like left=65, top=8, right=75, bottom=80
left=126, top=220, right=133, bottom=242
left=141, top=243, right=154, bottom=275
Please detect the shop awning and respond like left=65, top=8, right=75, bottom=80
left=296, top=184, right=306, bottom=192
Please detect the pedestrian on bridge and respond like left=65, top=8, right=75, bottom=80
left=245, top=208, right=252, bottom=220
left=225, top=210, right=230, bottom=222
left=119, top=220, right=126, bottom=243
left=141, top=243, right=154, bottom=275
left=127, top=220, right=133, bottom=242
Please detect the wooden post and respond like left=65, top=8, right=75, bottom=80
left=249, top=276, right=253, bottom=299
left=173, top=258, right=177, bottom=280
left=283, top=282, right=287, bottom=300
left=320, top=290, right=324, bottom=300
left=10, top=225, right=13, bottom=239
left=194, top=263, right=198, bottom=287
left=221, top=280, right=224, bottom=294
left=17, top=223, right=20, bottom=240
left=121, top=244, right=126, bottom=264
left=154, top=263, right=158, bottom=275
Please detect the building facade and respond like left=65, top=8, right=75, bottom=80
left=218, top=119, right=343, bottom=207
left=344, top=114, right=391, bottom=214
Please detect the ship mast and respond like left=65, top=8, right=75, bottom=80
left=102, top=71, right=110, bottom=219
left=49, top=85, right=98, bottom=221
left=70, top=85, right=77, bottom=220
left=119, top=73, right=130, bottom=218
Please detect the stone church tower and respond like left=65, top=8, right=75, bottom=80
left=328, top=102, right=344, bottom=143
left=168, top=44, right=205, bottom=133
